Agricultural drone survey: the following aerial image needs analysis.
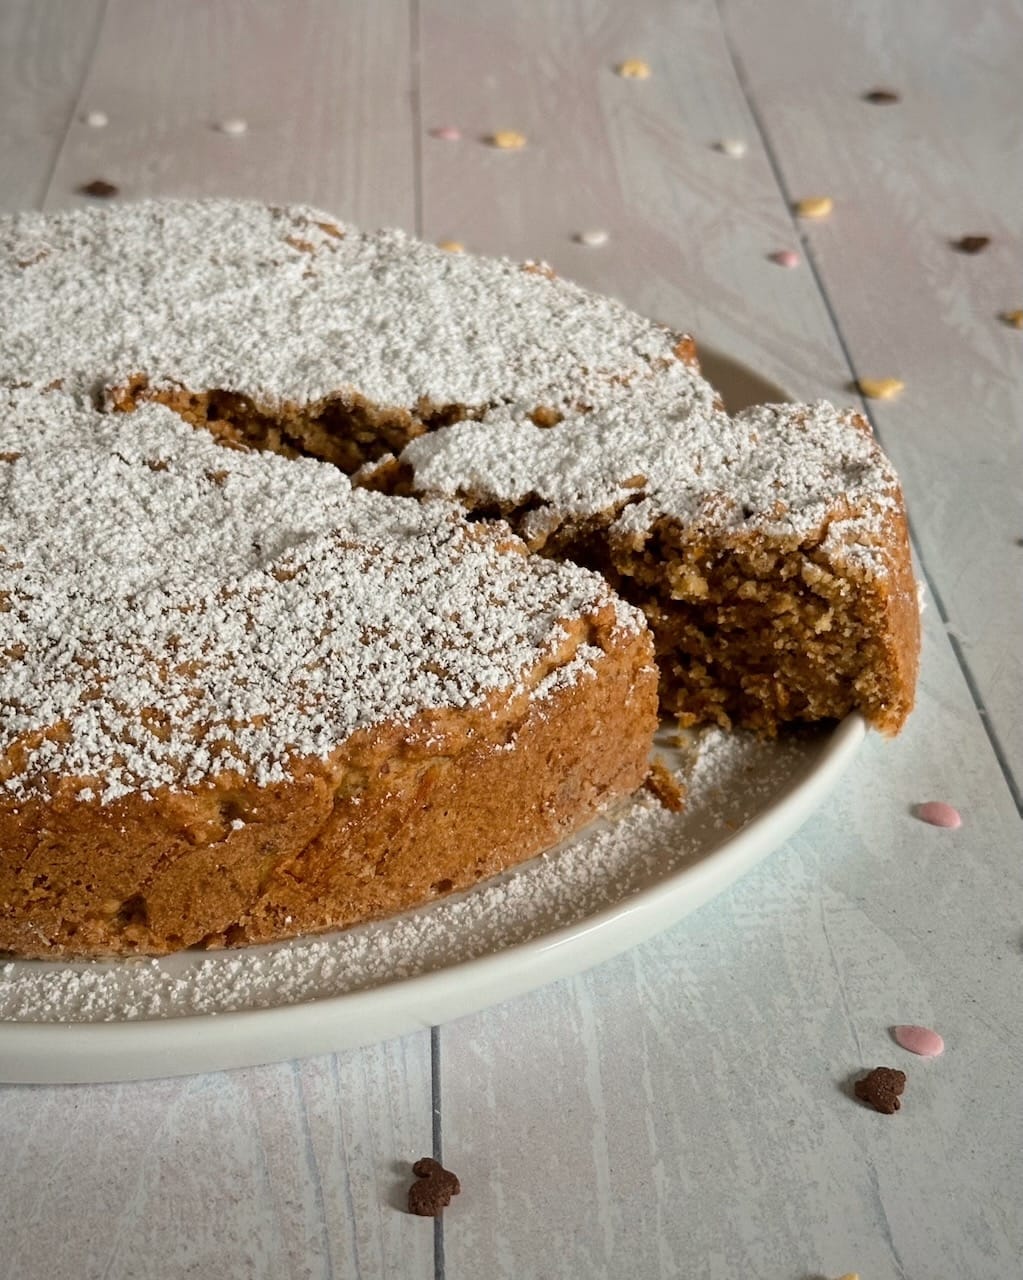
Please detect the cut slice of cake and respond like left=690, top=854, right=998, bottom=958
left=386, top=394, right=918, bottom=734
left=0, top=390, right=656, bottom=956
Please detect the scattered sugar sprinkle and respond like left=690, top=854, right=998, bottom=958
left=0, top=727, right=819, bottom=1023
left=953, top=234, right=990, bottom=254
left=893, top=1024, right=944, bottom=1057
left=1001, top=309, right=1023, bottom=329
left=915, top=801, right=961, bottom=829
left=78, top=179, right=118, bottom=199
left=436, top=239, right=464, bottom=253
left=575, top=229, right=609, bottom=247
left=616, top=58, right=652, bottom=79
left=716, top=139, right=747, bottom=158
left=216, top=117, right=248, bottom=136
left=864, top=87, right=900, bottom=104
left=857, top=376, right=904, bottom=400
left=794, top=196, right=833, bottom=219
left=488, top=130, right=527, bottom=150
left=769, top=249, right=800, bottom=268
left=430, top=126, right=461, bottom=141
left=83, top=110, right=108, bottom=128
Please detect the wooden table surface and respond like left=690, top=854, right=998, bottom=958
left=1, top=2, right=1020, bottom=1277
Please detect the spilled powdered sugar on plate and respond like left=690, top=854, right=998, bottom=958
left=0, top=726, right=820, bottom=1023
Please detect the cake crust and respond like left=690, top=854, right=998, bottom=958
left=0, top=614, right=655, bottom=958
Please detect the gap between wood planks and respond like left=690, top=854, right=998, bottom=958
left=410, top=5, right=447, bottom=1277
left=714, top=0, right=1022, bottom=818
left=431, top=1025, right=445, bottom=1279
left=35, top=0, right=110, bottom=210
left=410, top=0, right=425, bottom=250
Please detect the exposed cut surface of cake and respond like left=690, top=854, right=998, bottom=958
left=389, top=395, right=918, bottom=732
left=0, top=199, right=919, bottom=958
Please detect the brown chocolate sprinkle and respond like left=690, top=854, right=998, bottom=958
left=863, top=89, right=900, bottom=104
left=79, top=179, right=119, bottom=199
left=644, top=758, right=687, bottom=813
left=407, top=1157, right=461, bottom=1217
left=854, top=1066, right=906, bottom=1114
left=953, top=235, right=991, bottom=254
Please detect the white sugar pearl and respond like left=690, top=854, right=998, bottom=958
left=217, top=118, right=248, bottom=136
left=575, top=229, right=609, bottom=247
left=716, top=138, right=747, bottom=158
left=83, top=110, right=109, bottom=128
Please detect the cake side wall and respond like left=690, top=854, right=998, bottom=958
left=0, top=619, right=657, bottom=958
left=213, top=623, right=658, bottom=948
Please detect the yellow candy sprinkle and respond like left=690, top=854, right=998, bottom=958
left=858, top=377, right=904, bottom=399
left=1002, top=309, right=1023, bottom=328
left=489, top=130, right=527, bottom=150
left=617, top=58, right=652, bottom=79
left=835, top=1274, right=860, bottom=1280
left=794, top=195, right=834, bottom=219
left=436, top=240, right=464, bottom=252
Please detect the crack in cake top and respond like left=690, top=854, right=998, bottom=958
left=0, top=199, right=715, bottom=416
left=0, top=390, right=638, bottom=804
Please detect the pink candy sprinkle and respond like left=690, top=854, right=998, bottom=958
left=430, top=126, right=461, bottom=141
left=893, top=1025, right=945, bottom=1057
left=916, top=801, right=962, bottom=828
left=770, top=249, right=800, bottom=268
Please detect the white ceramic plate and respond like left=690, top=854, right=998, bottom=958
left=0, top=717, right=865, bottom=1083
left=0, top=353, right=870, bottom=1083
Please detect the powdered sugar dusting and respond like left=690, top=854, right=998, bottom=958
left=404, top=397, right=900, bottom=568
left=0, top=199, right=710, bottom=414
left=0, top=388, right=636, bottom=802
left=0, top=726, right=820, bottom=1023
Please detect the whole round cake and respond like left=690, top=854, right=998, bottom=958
left=0, top=200, right=918, bottom=958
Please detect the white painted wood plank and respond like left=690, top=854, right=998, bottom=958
left=2, top=6, right=433, bottom=1279
left=439, top=601, right=1023, bottom=1279
left=719, top=0, right=1023, bottom=782
left=416, top=1, right=1022, bottom=1275
left=0, top=1036, right=435, bottom=1280
left=417, top=0, right=855, bottom=399
left=0, top=0, right=106, bottom=210
left=41, top=0, right=417, bottom=228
